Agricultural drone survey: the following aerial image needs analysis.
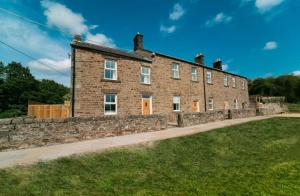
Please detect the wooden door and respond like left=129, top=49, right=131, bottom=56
left=143, top=98, right=151, bottom=115
left=193, top=101, right=199, bottom=112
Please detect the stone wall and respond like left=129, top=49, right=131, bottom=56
left=0, top=115, right=167, bottom=151
left=178, top=109, right=256, bottom=127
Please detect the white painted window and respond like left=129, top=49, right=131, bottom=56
left=191, top=66, right=197, bottom=81
left=104, top=60, right=117, bottom=80
left=141, top=66, right=151, bottom=84
left=232, top=77, right=236, bottom=88
left=234, top=99, right=238, bottom=109
left=172, top=63, right=180, bottom=79
left=104, top=94, right=117, bottom=115
left=241, top=80, right=245, bottom=90
left=173, top=96, right=180, bottom=111
left=224, top=75, right=228, bottom=86
left=206, top=71, right=212, bottom=84
left=208, top=97, right=214, bottom=111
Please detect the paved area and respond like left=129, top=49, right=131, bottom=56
left=0, top=113, right=299, bottom=169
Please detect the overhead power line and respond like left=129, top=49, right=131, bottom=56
left=0, top=39, right=69, bottom=77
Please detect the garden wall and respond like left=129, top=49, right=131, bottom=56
left=0, top=115, right=167, bottom=151
left=178, top=109, right=256, bottom=127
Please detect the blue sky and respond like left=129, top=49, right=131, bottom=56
left=0, top=0, right=299, bottom=86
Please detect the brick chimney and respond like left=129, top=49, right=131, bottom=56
left=74, top=35, right=81, bottom=42
left=195, top=53, right=204, bottom=65
left=213, top=58, right=222, bottom=70
left=133, top=32, right=143, bottom=51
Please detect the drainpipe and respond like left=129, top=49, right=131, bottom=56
left=202, top=66, right=207, bottom=112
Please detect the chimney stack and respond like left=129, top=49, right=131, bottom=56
left=133, top=32, right=143, bottom=51
left=195, top=53, right=204, bottom=65
left=213, top=58, right=222, bottom=70
left=74, top=35, right=81, bottom=42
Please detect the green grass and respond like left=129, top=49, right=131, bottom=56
left=1, top=117, right=300, bottom=195
left=287, top=103, right=300, bottom=113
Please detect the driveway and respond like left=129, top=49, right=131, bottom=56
left=0, top=113, right=299, bottom=169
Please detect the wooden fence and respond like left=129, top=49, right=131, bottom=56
left=28, top=101, right=70, bottom=119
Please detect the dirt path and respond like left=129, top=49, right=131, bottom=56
left=0, top=113, right=298, bottom=169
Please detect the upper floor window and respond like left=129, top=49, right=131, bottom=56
left=104, top=94, right=117, bottom=115
left=173, top=96, right=180, bottom=111
left=191, top=66, right=197, bottom=81
left=141, top=66, right=151, bottom=84
left=234, top=99, right=238, bottom=109
left=104, top=60, right=117, bottom=80
left=241, top=80, right=245, bottom=90
left=172, top=63, right=180, bottom=79
left=208, top=97, right=214, bottom=111
left=232, top=77, right=236, bottom=88
left=206, top=71, right=212, bottom=84
left=224, top=75, right=228, bottom=86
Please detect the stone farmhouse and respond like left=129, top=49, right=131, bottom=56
left=70, top=33, right=249, bottom=121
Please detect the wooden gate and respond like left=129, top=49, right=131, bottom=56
left=28, top=101, right=70, bottom=119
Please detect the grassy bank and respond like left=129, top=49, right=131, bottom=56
left=0, top=117, right=300, bottom=195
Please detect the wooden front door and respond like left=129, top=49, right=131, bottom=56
left=193, top=101, right=199, bottom=112
left=142, top=98, right=151, bottom=115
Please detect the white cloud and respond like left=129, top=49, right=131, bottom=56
left=222, top=64, right=229, bottom=71
left=27, top=58, right=70, bottom=73
left=263, top=41, right=278, bottom=50
left=205, top=12, right=232, bottom=27
left=255, top=0, right=284, bottom=13
left=41, top=0, right=89, bottom=35
left=86, top=32, right=116, bottom=48
left=160, top=25, right=176, bottom=33
left=293, top=71, right=300, bottom=76
left=169, top=3, right=185, bottom=21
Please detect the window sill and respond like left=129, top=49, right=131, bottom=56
left=101, top=79, right=121, bottom=83
left=191, top=80, right=199, bottom=83
left=172, top=77, right=181, bottom=80
left=140, top=83, right=152, bottom=86
left=224, top=85, right=229, bottom=88
left=173, top=110, right=181, bottom=112
left=207, top=82, right=213, bottom=85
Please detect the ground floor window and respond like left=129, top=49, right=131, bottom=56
left=234, top=99, right=238, bottom=109
left=104, top=94, right=117, bottom=115
left=173, top=96, right=180, bottom=111
left=208, top=97, right=214, bottom=111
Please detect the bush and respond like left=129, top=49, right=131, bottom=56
left=0, top=109, right=24, bottom=119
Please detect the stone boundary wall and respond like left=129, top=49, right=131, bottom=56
left=178, top=109, right=256, bottom=127
left=0, top=115, right=167, bottom=151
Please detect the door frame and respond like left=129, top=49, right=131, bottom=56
left=142, top=96, right=152, bottom=115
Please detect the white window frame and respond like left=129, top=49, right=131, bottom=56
left=232, top=77, right=236, bottom=88
left=104, top=94, right=117, bottom=115
left=234, top=99, right=238, bottom=109
left=173, top=96, right=180, bottom=112
left=224, top=75, right=228, bottom=86
left=141, top=66, right=151, bottom=84
left=241, top=80, right=245, bottom=90
left=104, top=59, right=117, bottom=80
left=206, top=71, right=212, bottom=84
left=191, top=66, right=197, bottom=81
left=172, top=63, right=180, bottom=79
left=208, top=97, right=214, bottom=111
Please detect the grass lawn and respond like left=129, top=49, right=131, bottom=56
left=1, top=117, right=300, bottom=195
left=287, top=103, right=300, bottom=113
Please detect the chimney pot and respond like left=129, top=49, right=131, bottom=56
left=74, top=35, right=81, bottom=41
left=133, top=33, right=143, bottom=51
left=213, top=58, right=222, bottom=70
left=195, top=53, right=204, bottom=65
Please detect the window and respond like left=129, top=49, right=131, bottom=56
left=191, top=66, right=197, bottom=81
left=172, top=63, right=180, bottom=79
left=104, top=94, right=117, bottom=115
left=206, top=71, right=212, bottom=84
left=224, top=75, right=228, bottom=86
left=141, top=66, right=151, bottom=84
left=234, top=99, right=238, bottom=109
left=232, top=77, right=236, bottom=88
left=173, top=96, right=180, bottom=111
left=104, top=60, right=117, bottom=80
left=208, top=97, right=214, bottom=111
left=241, top=80, right=245, bottom=90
